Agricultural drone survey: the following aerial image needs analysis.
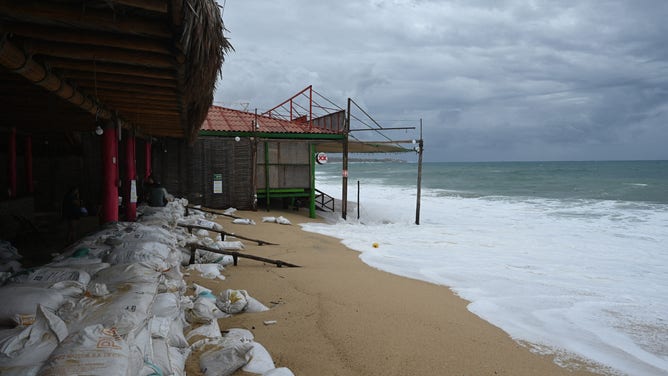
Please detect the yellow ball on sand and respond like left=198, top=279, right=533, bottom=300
left=372, top=242, right=379, bottom=248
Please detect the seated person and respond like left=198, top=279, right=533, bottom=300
left=147, top=175, right=169, bottom=207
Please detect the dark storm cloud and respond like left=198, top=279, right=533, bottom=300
left=215, top=0, right=668, bottom=161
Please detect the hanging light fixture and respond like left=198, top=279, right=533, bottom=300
left=95, top=125, right=104, bottom=135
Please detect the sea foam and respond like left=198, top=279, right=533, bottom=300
left=302, top=173, right=668, bottom=375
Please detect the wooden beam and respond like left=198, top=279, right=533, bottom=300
left=179, top=223, right=279, bottom=246
left=4, top=22, right=172, bottom=55
left=0, top=35, right=114, bottom=121
left=114, top=0, right=169, bottom=13
left=0, top=1, right=171, bottom=38
left=113, top=107, right=180, bottom=116
left=63, top=71, right=177, bottom=88
left=47, top=58, right=176, bottom=80
left=95, top=98, right=179, bottom=109
left=73, top=80, right=177, bottom=96
left=26, top=40, right=175, bottom=69
left=187, top=243, right=299, bottom=268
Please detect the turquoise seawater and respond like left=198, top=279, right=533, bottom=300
left=318, top=160, right=668, bottom=203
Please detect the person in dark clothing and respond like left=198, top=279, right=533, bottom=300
left=146, top=175, right=168, bottom=207
left=62, top=186, right=81, bottom=243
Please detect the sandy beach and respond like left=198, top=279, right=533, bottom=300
left=185, top=209, right=599, bottom=376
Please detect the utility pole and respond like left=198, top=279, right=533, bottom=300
left=415, top=119, right=423, bottom=225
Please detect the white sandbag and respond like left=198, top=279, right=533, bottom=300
left=196, top=219, right=223, bottom=230
left=262, top=216, right=276, bottom=223
left=47, top=259, right=110, bottom=277
left=38, top=325, right=132, bottom=376
left=0, top=286, right=65, bottom=326
left=192, top=283, right=212, bottom=296
left=214, top=241, right=244, bottom=250
left=222, top=328, right=254, bottom=343
left=0, top=364, right=41, bottom=376
left=0, top=305, right=67, bottom=368
left=223, top=207, right=237, bottom=216
left=0, top=260, right=22, bottom=273
left=195, top=229, right=211, bottom=238
left=92, top=262, right=163, bottom=288
left=168, top=317, right=189, bottom=349
left=169, top=346, right=190, bottom=376
left=185, top=320, right=221, bottom=342
left=59, top=282, right=158, bottom=336
left=187, top=263, right=224, bottom=280
left=9, top=267, right=91, bottom=286
left=232, top=218, right=256, bottom=225
left=200, top=342, right=253, bottom=376
left=87, top=282, right=110, bottom=297
left=276, top=216, right=292, bottom=225
left=263, top=367, right=296, bottom=376
left=246, top=296, right=270, bottom=313
left=242, top=342, right=275, bottom=374
left=217, top=290, right=269, bottom=314
left=123, top=224, right=178, bottom=246
left=152, top=292, right=181, bottom=320
left=0, top=240, right=21, bottom=261
left=216, top=289, right=248, bottom=314
left=0, top=272, right=11, bottom=285
left=186, top=297, right=219, bottom=324
left=149, top=317, right=171, bottom=339
left=148, top=337, right=172, bottom=375
left=104, top=241, right=179, bottom=268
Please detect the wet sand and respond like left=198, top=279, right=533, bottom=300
left=185, top=209, right=599, bottom=376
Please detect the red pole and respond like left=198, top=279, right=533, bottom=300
left=309, top=85, right=313, bottom=129
left=145, top=140, right=152, bottom=180
left=100, top=122, right=118, bottom=223
left=7, top=127, right=17, bottom=198
left=25, top=135, right=33, bottom=193
left=124, top=132, right=137, bottom=221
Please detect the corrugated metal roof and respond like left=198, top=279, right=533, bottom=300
left=201, top=106, right=342, bottom=135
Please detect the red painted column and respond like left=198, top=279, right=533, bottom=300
left=124, top=132, right=137, bottom=221
left=25, top=135, right=33, bottom=194
left=7, top=127, right=17, bottom=198
left=100, top=122, right=118, bottom=223
left=145, top=140, right=152, bottom=180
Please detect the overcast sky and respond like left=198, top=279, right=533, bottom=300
left=214, top=0, right=668, bottom=162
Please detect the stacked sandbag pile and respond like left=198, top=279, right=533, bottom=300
left=0, top=240, right=22, bottom=284
left=0, top=199, right=294, bottom=375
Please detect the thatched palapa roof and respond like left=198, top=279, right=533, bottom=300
left=0, top=0, right=231, bottom=143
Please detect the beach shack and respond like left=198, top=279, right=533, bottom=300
left=0, top=0, right=229, bottom=244
left=192, top=104, right=347, bottom=218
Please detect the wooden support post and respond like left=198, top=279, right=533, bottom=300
left=188, top=243, right=299, bottom=268
left=184, top=205, right=240, bottom=219
left=178, top=223, right=278, bottom=246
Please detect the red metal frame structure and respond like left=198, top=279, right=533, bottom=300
left=261, top=85, right=346, bottom=133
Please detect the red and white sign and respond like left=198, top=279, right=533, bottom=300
left=315, top=152, right=328, bottom=165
